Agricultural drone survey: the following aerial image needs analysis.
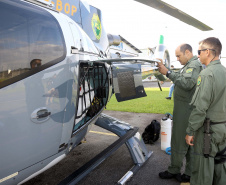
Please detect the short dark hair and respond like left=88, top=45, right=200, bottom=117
left=30, top=59, right=42, bottom=68
left=180, top=44, right=192, bottom=54
left=199, top=37, right=222, bottom=56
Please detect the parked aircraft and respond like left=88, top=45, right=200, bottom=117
left=0, top=0, right=212, bottom=184
left=140, top=35, right=169, bottom=84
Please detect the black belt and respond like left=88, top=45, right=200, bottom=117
left=210, top=121, right=226, bottom=125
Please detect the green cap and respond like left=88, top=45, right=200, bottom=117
left=159, top=35, right=164, bottom=44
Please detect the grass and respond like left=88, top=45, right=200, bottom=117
left=106, top=87, right=174, bottom=115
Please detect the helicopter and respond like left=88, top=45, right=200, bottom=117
left=0, top=0, right=212, bottom=184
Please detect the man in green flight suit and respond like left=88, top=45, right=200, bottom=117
left=186, top=37, right=226, bottom=185
left=158, top=44, right=203, bottom=182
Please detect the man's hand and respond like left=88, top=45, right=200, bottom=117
left=185, top=134, right=194, bottom=146
left=156, top=58, right=168, bottom=75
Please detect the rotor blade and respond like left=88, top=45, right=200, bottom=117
left=97, top=57, right=160, bottom=66
left=134, top=0, right=213, bottom=31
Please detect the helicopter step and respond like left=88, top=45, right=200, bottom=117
left=58, top=113, right=153, bottom=185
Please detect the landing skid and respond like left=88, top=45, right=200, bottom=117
left=58, top=113, right=152, bottom=185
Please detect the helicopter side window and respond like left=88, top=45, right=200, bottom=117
left=80, top=31, right=99, bottom=54
left=0, top=0, right=66, bottom=89
left=69, top=21, right=98, bottom=54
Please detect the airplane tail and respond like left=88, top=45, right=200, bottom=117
left=154, top=35, right=170, bottom=68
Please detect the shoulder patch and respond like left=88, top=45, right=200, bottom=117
left=197, top=76, right=201, bottom=86
left=186, top=68, right=193, bottom=73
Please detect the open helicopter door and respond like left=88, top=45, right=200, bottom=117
left=112, top=62, right=146, bottom=102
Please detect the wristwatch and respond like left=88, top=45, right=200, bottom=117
left=166, top=70, right=172, bottom=78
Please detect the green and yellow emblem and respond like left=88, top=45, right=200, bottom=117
left=186, top=68, right=193, bottom=73
left=91, top=13, right=102, bottom=40
left=197, top=76, right=201, bottom=86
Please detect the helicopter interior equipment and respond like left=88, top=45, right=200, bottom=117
left=0, top=0, right=212, bottom=184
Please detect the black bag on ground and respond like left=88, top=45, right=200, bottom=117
left=142, top=120, right=160, bottom=144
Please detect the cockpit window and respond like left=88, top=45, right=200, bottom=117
left=0, top=0, right=66, bottom=88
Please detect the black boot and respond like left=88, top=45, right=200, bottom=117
left=165, top=97, right=171, bottom=100
left=159, top=171, right=179, bottom=179
left=180, top=174, right=190, bottom=182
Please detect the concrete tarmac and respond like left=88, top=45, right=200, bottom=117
left=24, top=110, right=187, bottom=185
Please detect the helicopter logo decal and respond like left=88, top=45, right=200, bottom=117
left=91, top=13, right=102, bottom=40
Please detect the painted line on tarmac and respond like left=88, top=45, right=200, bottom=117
left=89, top=130, right=117, bottom=136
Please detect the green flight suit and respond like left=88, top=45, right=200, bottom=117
left=186, top=60, right=226, bottom=185
left=167, top=56, right=202, bottom=176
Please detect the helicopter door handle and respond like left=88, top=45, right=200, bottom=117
left=31, top=107, right=51, bottom=123
left=37, top=111, right=51, bottom=118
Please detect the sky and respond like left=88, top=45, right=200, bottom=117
left=86, top=0, right=226, bottom=65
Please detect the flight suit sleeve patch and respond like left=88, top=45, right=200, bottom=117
left=186, top=68, right=193, bottom=73
left=197, top=76, right=201, bottom=86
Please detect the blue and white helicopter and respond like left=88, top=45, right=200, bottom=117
left=0, top=0, right=212, bottom=184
